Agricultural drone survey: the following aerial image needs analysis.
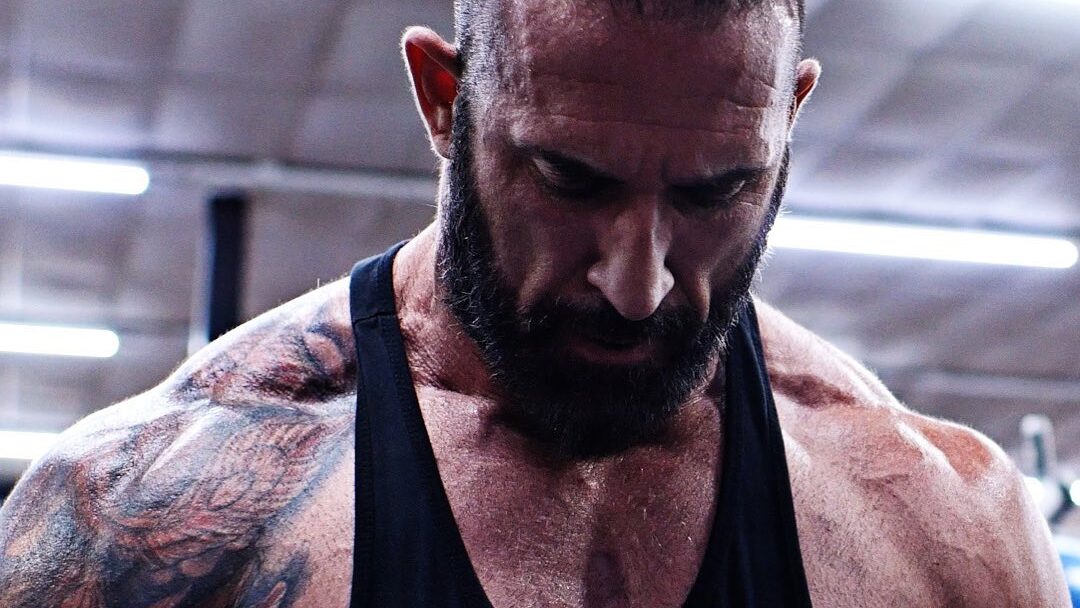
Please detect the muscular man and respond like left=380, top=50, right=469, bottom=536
left=0, top=0, right=1069, bottom=606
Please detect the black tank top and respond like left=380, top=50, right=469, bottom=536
left=349, top=243, right=812, bottom=607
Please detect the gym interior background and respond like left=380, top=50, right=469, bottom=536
left=0, top=0, right=1077, bottom=595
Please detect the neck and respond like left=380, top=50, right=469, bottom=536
left=391, top=224, right=728, bottom=459
left=393, top=225, right=502, bottom=398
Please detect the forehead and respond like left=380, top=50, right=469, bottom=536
left=482, top=0, right=800, bottom=170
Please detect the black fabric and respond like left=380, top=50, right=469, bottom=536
left=349, top=243, right=812, bottom=607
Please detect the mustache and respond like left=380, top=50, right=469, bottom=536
left=519, top=299, right=700, bottom=345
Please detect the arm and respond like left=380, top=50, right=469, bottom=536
left=955, top=454, right=1071, bottom=607
left=0, top=395, right=352, bottom=608
left=904, top=416, right=1072, bottom=607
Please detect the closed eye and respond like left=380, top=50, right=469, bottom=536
left=671, top=169, right=762, bottom=212
left=532, top=152, right=619, bottom=200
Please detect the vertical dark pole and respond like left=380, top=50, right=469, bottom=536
left=206, top=191, right=248, bottom=342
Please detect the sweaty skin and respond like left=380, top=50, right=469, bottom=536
left=0, top=236, right=1067, bottom=607
left=0, top=1, right=1070, bottom=606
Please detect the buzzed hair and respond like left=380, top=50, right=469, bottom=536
left=605, top=0, right=803, bottom=23
left=453, top=0, right=805, bottom=91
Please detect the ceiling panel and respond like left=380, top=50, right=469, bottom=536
left=804, top=0, right=982, bottom=54
left=153, top=81, right=298, bottom=157
left=21, top=0, right=186, bottom=76
left=172, top=0, right=345, bottom=87
left=911, top=154, right=1047, bottom=221
left=939, top=0, right=1080, bottom=64
left=288, top=91, right=433, bottom=171
left=116, top=193, right=201, bottom=322
left=989, top=167, right=1080, bottom=232
left=793, top=49, right=912, bottom=145
left=0, top=2, right=18, bottom=60
left=15, top=68, right=153, bottom=150
left=790, top=141, right=929, bottom=212
left=858, top=58, right=1033, bottom=152
left=982, top=72, right=1080, bottom=160
left=320, top=0, right=454, bottom=93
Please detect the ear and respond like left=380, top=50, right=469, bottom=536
left=788, top=58, right=821, bottom=131
left=402, top=27, right=461, bottom=159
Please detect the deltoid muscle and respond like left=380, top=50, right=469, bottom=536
left=0, top=301, right=357, bottom=608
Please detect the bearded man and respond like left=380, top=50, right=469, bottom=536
left=0, top=0, right=1069, bottom=606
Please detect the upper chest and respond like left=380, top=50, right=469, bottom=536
left=416, top=387, right=725, bottom=608
left=266, top=393, right=948, bottom=608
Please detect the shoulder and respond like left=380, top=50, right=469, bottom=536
left=754, top=299, right=1069, bottom=605
left=169, top=277, right=356, bottom=407
left=755, top=297, right=1000, bottom=479
left=0, top=280, right=356, bottom=607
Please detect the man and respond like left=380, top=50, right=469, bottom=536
left=0, top=0, right=1069, bottom=605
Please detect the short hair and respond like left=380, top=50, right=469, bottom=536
left=453, top=0, right=805, bottom=92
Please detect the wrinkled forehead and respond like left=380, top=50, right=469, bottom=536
left=473, top=0, right=803, bottom=168
left=493, top=2, right=797, bottom=103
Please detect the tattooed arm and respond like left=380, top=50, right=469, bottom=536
left=0, top=394, right=352, bottom=607
left=0, top=282, right=358, bottom=608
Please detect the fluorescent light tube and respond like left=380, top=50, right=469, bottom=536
left=0, top=323, right=120, bottom=358
left=770, top=216, right=1079, bottom=269
left=0, top=430, right=61, bottom=461
left=0, top=151, right=149, bottom=195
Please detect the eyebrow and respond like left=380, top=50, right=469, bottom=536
left=513, top=143, right=622, bottom=184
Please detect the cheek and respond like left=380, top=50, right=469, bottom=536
left=669, top=198, right=770, bottom=311
left=472, top=141, right=596, bottom=306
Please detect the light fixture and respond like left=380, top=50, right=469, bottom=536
left=0, top=151, right=149, bottom=195
left=1070, top=480, right=1080, bottom=506
left=769, top=216, right=1079, bottom=269
left=0, top=430, right=61, bottom=462
left=0, top=322, right=120, bottom=358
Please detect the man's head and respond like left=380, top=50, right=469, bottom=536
left=403, top=0, right=819, bottom=458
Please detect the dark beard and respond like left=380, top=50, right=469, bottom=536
left=436, top=94, right=789, bottom=459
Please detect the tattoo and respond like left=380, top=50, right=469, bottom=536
left=0, top=291, right=357, bottom=608
left=178, top=295, right=357, bottom=406
left=235, top=554, right=311, bottom=608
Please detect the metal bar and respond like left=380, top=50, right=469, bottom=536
left=205, top=191, right=248, bottom=342
left=906, top=369, right=1080, bottom=404
left=158, top=159, right=437, bottom=202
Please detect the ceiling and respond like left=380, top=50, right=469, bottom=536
left=0, top=0, right=1077, bottom=500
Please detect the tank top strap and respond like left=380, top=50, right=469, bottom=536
left=682, top=299, right=813, bottom=607
left=349, top=243, right=492, bottom=608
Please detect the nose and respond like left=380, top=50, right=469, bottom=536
left=586, top=200, right=675, bottom=321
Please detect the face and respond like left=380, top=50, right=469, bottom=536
left=436, top=1, right=804, bottom=458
